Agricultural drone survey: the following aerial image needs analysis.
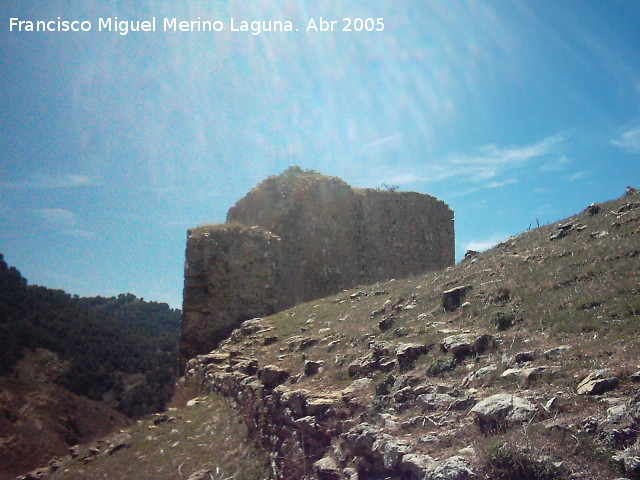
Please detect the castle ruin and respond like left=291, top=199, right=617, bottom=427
left=180, top=168, right=454, bottom=365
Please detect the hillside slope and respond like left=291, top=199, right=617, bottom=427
left=33, top=190, right=640, bottom=480
left=0, top=257, right=181, bottom=479
left=0, top=260, right=180, bottom=416
left=0, top=350, right=132, bottom=480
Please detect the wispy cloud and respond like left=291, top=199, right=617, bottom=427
left=352, top=133, right=566, bottom=190
left=540, top=154, right=570, bottom=172
left=611, top=123, right=640, bottom=153
left=485, top=178, right=519, bottom=189
left=444, top=134, right=565, bottom=182
left=34, top=208, right=95, bottom=237
left=37, top=208, right=78, bottom=228
left=568, top=171, right=588, bottom=181
left=3, top=174, right=96, bottom=190
left=465, top=233, right=509, bottom=253
left=359, top=134, right=403, bottom=155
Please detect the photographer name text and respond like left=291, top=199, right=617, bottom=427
left=9, top=16, right=385, bottom=35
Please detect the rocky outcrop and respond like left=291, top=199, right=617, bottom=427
left=185, top=352, right=474, bottom=480
left=181, top=168, right=454, bottom=363
left=577, top=369, right=620, bottom=395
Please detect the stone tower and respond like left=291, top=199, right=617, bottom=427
left=180, top=167, right=454, bottom=365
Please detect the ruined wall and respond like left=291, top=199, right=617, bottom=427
left=181, top=169, right=454, bottom=363
left=180, top=224, right=281, bottom=365
left=357, top=189, right=455, bottom=278
left=226, top=174, right=363, bottom=308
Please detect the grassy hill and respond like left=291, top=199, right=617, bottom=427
left=18, top=190, right=640, bottom=480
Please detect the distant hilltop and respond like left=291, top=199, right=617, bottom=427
left=179, top=167, right=454, bottom=365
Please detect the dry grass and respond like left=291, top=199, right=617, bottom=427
left=45, top=384, right=271, bottom=480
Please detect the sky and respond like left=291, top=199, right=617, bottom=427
left=1, top=1, right=639, bottom=310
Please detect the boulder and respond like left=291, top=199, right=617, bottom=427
left=294, top=416, right=320, bottom=435
left=416, top=393, right=455, bottom=411
left=306, top=396, right=338, bottom=416
left=379, top=315, right=396, bottom=331
left=440, top=334, right=475, bottom=357
left=263, top=335, right=278, bottom=345
left=441, top=334, right=494, bottom=358
left=596, top=394, right=640, bottom=447
left=381, top=440, right=409, bottom=470
left=543, top=345, right=570, bottom=358
left=500, top=366, right=549, bottom=384
left=258, top=364, right=290, bottom=389
left=106, top=432, right=131, bottom=455
left=196, top=352, right=228, bottom=365
left=464, top=250, right=479, bottom=260
left=618, top=201, right=640, bottom=213
left=399, top=453, right=435, bottom=477
left=462, top=365, right=499, bottom=388
left=396, top=343, right=430, bottom=371
left=234, top=358, right=259, bottom=375
left=471, top=393, right=536, bottom=432
left=425, top=455, right=474, bottom=480
left=281, top=389, right=309, bottom=417
left=613, top=441, right=640, bottom=477
left=342, top=378, right=374, bottom=398
left=347, top=353, right=378, bottom=378
left=449, top=396, right=477, bottom=411
left=313, top=457, right=342, bottom=480
left=514, top=351, right=536, bottom=363
left=442, top=286, right=473, bottom=312
left=577, top=370, right=619, bottom=395
left=239, top=318, right=267, bottom=335
left=584, top=203, right=601, bottom=215
left=304, top=360, right=325, bottom=376
left=549, top=222, right=573, bottom=241
left=344, top=423, right=381, bottom=456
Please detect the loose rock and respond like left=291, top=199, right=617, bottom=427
left=399, top=453, right=435, bottom=477
left=461, top=365, right=499, bottom=388
left=577, top=370, right=619, bottom=395
left=396, top=343, right=430, bottom=371
left=258, top=364, right=290, bottom=389
left=304, top=360, right=325, bottom=376
left=313, top=456, right=342, bottom=480
left=471, top=393, right=536, bottom=433
left=442, top=286, right=473, bottom=312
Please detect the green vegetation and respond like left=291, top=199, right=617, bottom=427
left=0, top=253, right=180, bottom=417
left=425, top=356, right=457, bottom=376
left=491, top=311, right=518, bottom=331
left=480, top=440, right=569, bottom=480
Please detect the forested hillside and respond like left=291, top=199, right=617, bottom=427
left=0, top=253, right=180, bottom=417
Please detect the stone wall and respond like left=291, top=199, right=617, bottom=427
left=180, top=224, right=281, bottom=364
left=180, top=169, right=454, bottom=364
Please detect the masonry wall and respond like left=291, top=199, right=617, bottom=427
left=357, top=189, right=455, bottom=278
left=180, top=171, right=454, bottom=364
left=180, top=224, right=281, bottom=365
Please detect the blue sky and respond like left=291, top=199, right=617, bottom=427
left=1, top=1, right=639, bottom=309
